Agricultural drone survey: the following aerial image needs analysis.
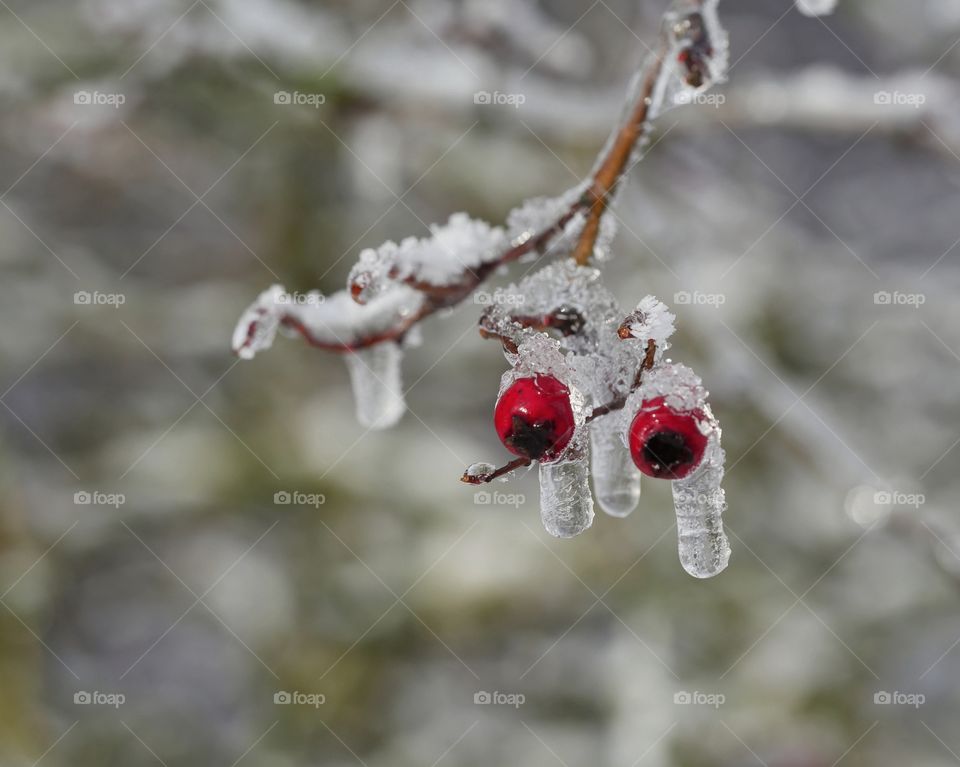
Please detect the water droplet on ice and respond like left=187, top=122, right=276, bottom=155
left=539, top=456, right=594, bottom=538
left=344, top=343, right=406, bottom=429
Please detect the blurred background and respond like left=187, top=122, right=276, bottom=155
left=2, top=0, right=960, bottom=764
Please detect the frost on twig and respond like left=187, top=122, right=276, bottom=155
left=232, top=285, right=424, bottom=358
left=348, top=213, right=507, bottom=302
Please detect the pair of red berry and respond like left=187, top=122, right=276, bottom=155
left=494, top=374, right=708, bottom=479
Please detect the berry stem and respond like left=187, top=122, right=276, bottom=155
left=585, top=340, right=658, bottom=424
left=478, top=307, right=586, bottom=353
left=460, top=456, right=532, bottom=485
left=277, top=312, right=427, bottom=352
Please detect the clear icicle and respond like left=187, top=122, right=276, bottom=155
left=590, top=418, right=641, bottom=518
left=344, top=343, right=406, bottom=430
left=671, top=436, right=730, bottom=578
left=539, top=456, right=594, bottom=538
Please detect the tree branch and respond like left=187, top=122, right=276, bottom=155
left=235, top=0, right=720, bottom=359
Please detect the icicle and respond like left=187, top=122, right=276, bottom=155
left=671, top=435, right=730, bottom=578
left=539, top=455, right=594, bottom=538
left=344, top=342, right=406, bottom=429
left=590, top=418, right=641, bottom=518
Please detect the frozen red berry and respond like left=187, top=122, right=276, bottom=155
left=495, top=375, right=576, bottom=462
left=628, top=396, right=709, bottom=480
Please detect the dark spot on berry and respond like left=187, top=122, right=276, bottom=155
left=643, top=430, right=694, bottom=477
left=505, top=415, right=557, bottom=460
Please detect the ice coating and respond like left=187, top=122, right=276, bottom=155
left=344, top=342, right=406, bottom=429
left=505, top=184, right=618, bottom=262
left=539, top=455, right=595, bottom=538
left=649, top=0, right=729, bottom=119
left=232, top=285, right=286, bottom=360
left=501, top=333, right=587, bottom=405
left=635, top=362, right=708, bottom=416
left=506, top=185, right=582, bottom=249
left=348, top=213, right=507, bottom=302
left=795, top=0, right=837, bottom=17
left=464, top=462, right=496, bottom=482
left=231, top=285, right=424, bottom=359
left=591, top=415, right=641, bottom=517
left=672, top=434, right=730, bottom=578
left=619, top=296, right=676, bottom=350
left=483, top=260, right=621, bottom=353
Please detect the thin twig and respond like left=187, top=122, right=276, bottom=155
left=460, top=457, right=532, bottom=485
left=572, top=42, right=669, bottom=266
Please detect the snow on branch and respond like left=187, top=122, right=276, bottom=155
left=232, top=0, right=729, bottom=372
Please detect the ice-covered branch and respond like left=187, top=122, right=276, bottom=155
left=232, top=0, right=728, bottom=368
left=572, top=0, right=727, bottom=265
left=230, top=1, right=734, bottom=571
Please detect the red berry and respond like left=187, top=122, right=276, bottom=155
left=628, top=396, right=709, bottom=480
left=495, top=375, right=576, bottom=462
